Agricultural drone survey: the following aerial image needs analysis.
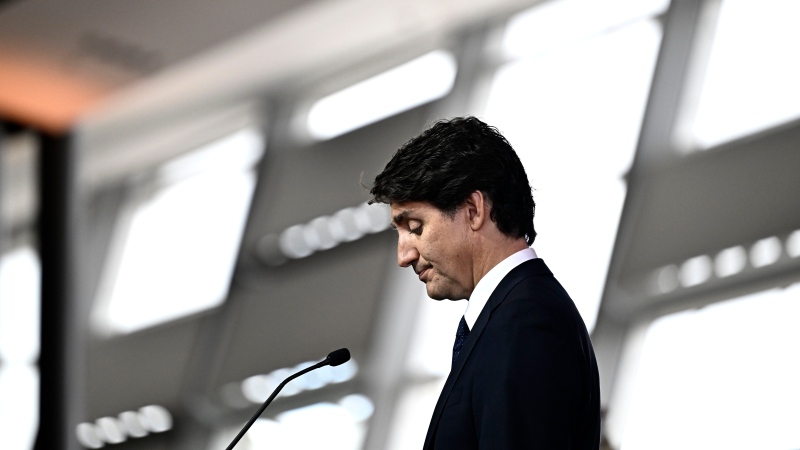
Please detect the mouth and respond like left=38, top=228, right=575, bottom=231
left=417, top=267, right=430, bottom=282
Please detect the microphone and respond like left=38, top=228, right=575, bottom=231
left=326, top=348, right=350, bottom=367
left=225, top=348, right=351, bottom=450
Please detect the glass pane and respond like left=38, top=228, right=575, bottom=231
left=693, top=0, right=800, bottom=148
left=96, top=128, right=263, bottom=334
left=503, top=0, right=669, bottom=58
left=210, top=399, right=370, bottom=450
left=0, top=247, right=40, bottom=450
left=483, top=20, right=662, bottom=331
left=307, top=51, right=457, bottom=140
left=621, top=284, right=800, bottom=450
left=0, top=247, right=39, bottom=363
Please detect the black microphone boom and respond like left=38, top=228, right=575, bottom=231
left=225, top=348, right=350, bottom=450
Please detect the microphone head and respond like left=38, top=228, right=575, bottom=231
left=327, top=348, right=350, bottom=367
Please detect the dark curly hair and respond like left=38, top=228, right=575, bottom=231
left=369, top=116, right=536, bottom=245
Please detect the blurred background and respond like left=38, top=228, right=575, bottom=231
left=1, top=0, right=799, bottom=449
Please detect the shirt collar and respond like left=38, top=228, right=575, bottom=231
left=463, top=247, right=538, bottom=329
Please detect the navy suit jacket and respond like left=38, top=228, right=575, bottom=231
left=422, top=258, right=600, bottom=450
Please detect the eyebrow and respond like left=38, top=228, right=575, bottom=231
left=391, top=210, right=410, bottom=228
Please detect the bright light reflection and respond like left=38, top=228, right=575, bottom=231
left=0, top=247, right=40, bottom=363
left=750, top=236, right=782, bottom=268
left=0, top=366, right=39, bottom=450
left=338, top=394, right=374, bottom=422
left=307, top=51, right=457, bottom=140
left=246, top=401, right=368, bottom=449
left=0, top=248, right=40, bottom=450
left=714, top=245, right=747, bottom=278
left=621, top=283, right=800, bottom=450
left=503, top=0, right=668, bottom=58
left=119, top=410, right=147, bottom=438
left=159, top=128, right=264, bottom=183
left=277, top=203, right=390, bottom=261
left=241, top=358, right=358, bottom=403
left=651, top=264, right=679, bottom=295
left=96, top=416, right=126, bottom=444
left=787, top=229, right=800, bottom=258
left=76, top=422, right=104, bottom=449
left=98, top=130, right=263, bottom=334
left=693, top=0, right=800, bottom=147
left=241, top=375, right=273, bottom=404
left=679, top=255, right=712, bottom=287
left=484, top=20, right=662, bottom=331
left=138, top=405, right=172, bottom=433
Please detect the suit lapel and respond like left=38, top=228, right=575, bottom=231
left=422, top=259, right=550, bottom=449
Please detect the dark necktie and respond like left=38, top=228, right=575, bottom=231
left=452, top=316, right=470, bottom=367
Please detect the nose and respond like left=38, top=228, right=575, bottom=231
left=396, top=233, right=419, bottom=268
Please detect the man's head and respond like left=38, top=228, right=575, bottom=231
left=370, top=117, right=535, bottom=299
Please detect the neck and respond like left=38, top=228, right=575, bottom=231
left=471, top=237, right=528, bottom=291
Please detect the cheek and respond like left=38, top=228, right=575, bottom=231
left=427, top=242, right=456, bottom=273
left=417, top=246, right=440, bottom=275
left=443, top=239, right=470, bottom=278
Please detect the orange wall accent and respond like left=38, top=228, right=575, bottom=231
left=0, top=50, right=111, bottom=134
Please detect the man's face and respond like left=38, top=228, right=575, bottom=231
left=390, top=200, right=474, bottom=300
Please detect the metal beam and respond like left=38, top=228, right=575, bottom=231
left=34, top=131, right=85, bottom=450
left=593, top=0, right=721, bottom=446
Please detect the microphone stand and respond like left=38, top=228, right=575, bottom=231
left=225, top=349, right=349, bottom=449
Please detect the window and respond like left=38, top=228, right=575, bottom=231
left=0, top=247, right=40, bottom=450
left=93, top=128, right=263, bottom=334
left=692, top=0, right=800, bottom=148
left=382, top=3, right=666, bottom=449
left=210, top=395, right=373, bottom=450
left=306, top=51, right=457, bottom=140
left=621, top=284, right=800, bottom=450
left=483, top=13, right=663, bottom=332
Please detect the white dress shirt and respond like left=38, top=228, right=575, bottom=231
left=463, top=247, right=538, bottom=330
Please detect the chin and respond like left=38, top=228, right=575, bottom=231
left=426, top=286, right=462, bottom=301
left=425, top=286, right=449, bottom=300
left=426, top=291, right=447, bottom=300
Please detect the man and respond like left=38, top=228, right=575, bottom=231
left=369, top=117, right=600, bottom=449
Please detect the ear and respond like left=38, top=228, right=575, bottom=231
left=463, top=191, right=488, bottom=231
